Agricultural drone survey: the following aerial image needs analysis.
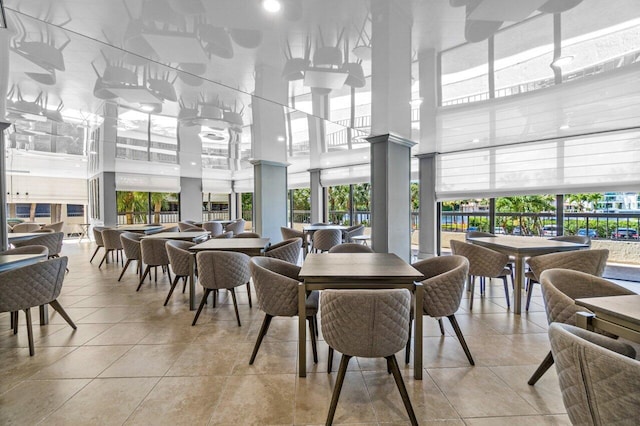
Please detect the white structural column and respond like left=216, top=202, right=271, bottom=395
left=368, top=0, right=413, bottom=261
left=91, top=103, right=118, bottom=226
left=0, top=28, right=9, bottom=250
left=251, top=63, right=288, bottom=241
left=417, top=48, right=438, bottom=258
left=307, top=94, right=328, bottom=224
left=368, top=134, right=416, bottom=262
left=309, top=169, right=323, bottom=224
left=178, top=124, right=203, bottom=221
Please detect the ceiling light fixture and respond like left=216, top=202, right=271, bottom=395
left=277, top=136, right=285, bottom=142
left=262, top=0, right=281, bottom=13
left=410, top=98, right=423, bottom=108
left=551, top=55, right=574, bottom=68
left=139, top=104, right=155, bottom=112
left=559, top=124, right=570, bottom=130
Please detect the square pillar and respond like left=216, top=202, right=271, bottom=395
left=416, top=153, right=437, bottom=258
left=180, top=177, right=203, bottom=222
left=252, top=160, right=288, bottom=243
left=367, top=133, right=416, bottom=262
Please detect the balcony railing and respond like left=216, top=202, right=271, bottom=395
left=117, top=211, right=179, bottom=224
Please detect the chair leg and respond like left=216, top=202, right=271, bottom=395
left=89, top=246, right=101, bottom=263
left=328, top=347, right=334, bottom=373
left=25, top=308, right=34, bottom=356
left=447, top=315, right=475, bottom=366
left=308, top=316, right=318, bottom=364
left=528, top=351, right=554, bottom=386
left=137, top=266, right=152, bottom=291
left=182, top=277, right=187, bottom=293
left=314, top=315, right=319, bottom=337
left=502, top=276, right=511, bottom=309
left=326, top=354, right=352, bottom=426
left=246, top=281, right=252, bottom=308
left=49, top=300, right=77, bottom=329
left=229, top=288, right=241, bottom=327
left=438, top=318, right=445, bottom=335
left=118, top=259, right=133, bottom=282
left=164, top=275, right=181, bottom=306
left=525, top=280, right=535, bottom=311
left=405, top=317, right=412, bottom=364
left=10, top=311, right=15, bottom=330
left=468, top=276, right=475, bottom=310
left=192, top=289, right=212, bottom=326
left=387, top=355, right=418, bottom=426
left=12, top=311, right=19, bottom=334
left=166, top=267, right=172, bottom=285
left=249, top=314, right=273, bottom=364
left=98, top=250, right=110, bottom=268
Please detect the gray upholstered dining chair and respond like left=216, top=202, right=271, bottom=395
left=524, top=249, right=609, bottom=311
left=193, top=251, right=251, bottom=326
left=312, top=228, right=342, bottom=252
left=164, top=240, right=195, bottom=306
left=465, top=230, right=495, bottom=239
left=342, top=224, right=364, bottom=243
left=0, top=245, right=49, bottom=257
left=280, top=226, right=304, bottom=240
left=202, top=221, right=224, bottom=237
left=90, top=226, right=108, bottom=263
left=328, top=243, right=374, bottom=253
left=528, top=268, right=636, bottom=385
left=235, top=232, right=261, bottom=238
left=321, top=289, right=417, bottom=426
left=43, top=221, right=64, bottom=233
left=0, top=257, right=75, bottom=356
left=118, top=232, right=143, bottom=281
left=264, top=237, right=302, bottom=264
left=450, top=239, right=512, bottom=309
left=249, top=257, right=318, bottom=365
left=549, top=235, right=592, bottom=245
left=137, top=238, right=172, bottom=290
left=178, top=221, right=197, bottom=232
left=548, top=323, right=640, bottom=425
left=11, top=222, right=41, bottom=233
left=225, top=219, right=246, bottom=235
left=408, top=255, right=474, bottom=365
left=98, top=229, right=124, bottom=268
left=12, top=232, right=64, bottom=259
left=213, top=231, right=233, bottom=239
left=32, top=228, right=54, bottom=233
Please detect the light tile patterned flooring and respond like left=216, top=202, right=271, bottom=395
left=1, top=241, right=637, bottom=425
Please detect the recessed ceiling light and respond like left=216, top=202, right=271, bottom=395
left=277, top=136, right=285, bottom=142
left=409, top=98, right=423, bottom=108
left=262, top=0, right=281, bottom=13
left=190, top=162, right=197, bottom=166
left=559, top=124, right=570, bottom=130
left=471, top=138, right=480, bottom=143
left=139, top=104, right=155, bottom=112
left=551, top=55, right=574, bottom=68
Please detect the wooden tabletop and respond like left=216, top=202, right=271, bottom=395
left=0, top=253, right=47, bottom=272
left=300, top=253, right=424, bottom=283
left=116, top=225, right=165, bottom=234
left=189, top=238, right=271, bottom=253
left=467, top=235, right=588, bottom=255
left=141, top=231, right=210, bottom=241
left=7, top=233, right=45, bottom=242
left=576, top=295, right=640, bottom=327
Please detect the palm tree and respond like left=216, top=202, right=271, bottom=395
left=150, top=192, right=176, bottom=224
left=117, top=191, right=148, bottom=224
left=496, top=195, right=555, bottom=235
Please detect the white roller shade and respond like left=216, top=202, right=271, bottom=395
left=115, top=173, right=181, bottom=192
left=233, top=179, right=254, bottom=193
left=202, top=179, right=232, bottom=194
left=6, top=176, right=88, bottom=204
left=320, top=164, right=370, bottom=187
left=435, top=130, right=640, bottom=200
left=287, top=172, right=309, bottom=189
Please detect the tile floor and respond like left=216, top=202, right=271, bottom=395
left=1, top=241, right=637, bottom=425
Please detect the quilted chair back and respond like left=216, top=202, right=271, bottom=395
left=280, top=226, right=304, bottom=240
left=13, top=232, right=64, bottom=257
left=120, top=232, right=142, bottom=259
left=343, top=224, right=365, bottom=242
left=202, top=221, right=224, bottom=237
left=235, top=232, right=261, bottom=238
left=140, top=238, right=170, bottom=267
left=412, top=255, right=469, bottom=318
left=0, top=257, right=69, bottom=312
left=43, top=221, right=64, bottom=232
left=101, top=229, right=124, bottom=251
left=0, top=245, right=49, bottom=256
left=313, top=228, right=342, bottom=252
left=166, top=240, right=195, bottom=276
left=196, top=251, right=250, bottom=291
left=450, top=240, right=509, bottom=278
left=465, top=231, right=495, bottom=239
left=328, top=243, right=374, bottom=253
left=93, top=227, right=108, bottom=246
left=178, top=222, right=197, bottom=232
left=250, top=257, right=301, bottom=317
left=527, top=249, right=608, bottom=282
left=540, top=269, right=636, bottom=326
left=225, top=219, right=246, bottom=235
left=11, top=223, right=41, bottom=233
left=213, top=231, right=233, bottom=239
left=549, top=323, right=640, bottom=425
left=32, top=229, right=54, bottom=233
left=265, top=238, right=302, bottom=264
left=550, top=235, right=592, bottom=246
left=321, top=289, right=411, bottom=358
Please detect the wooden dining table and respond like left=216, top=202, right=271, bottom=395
left=116, top=224, right=164, bottom=234
left=298, top=253, right=425, bottom=379
left=576, top=295, right=640, bottom=344
left=467, top=236, right=589, bottom=314
left=183, top=238, right=271, bottom=310
left=141, top=231, right=210, bottom=242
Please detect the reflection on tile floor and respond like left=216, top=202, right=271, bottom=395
left=1, top=241, right=637, bottom=424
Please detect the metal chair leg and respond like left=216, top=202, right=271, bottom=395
left=164, top=275, right=181, bottom=306
left=438, top=318, right=445, bottom=335
left=137, top=266, right=152, bottom=291
left=528, top=351, right=554, bottom=385
left=249, top=314, right=273, bottom=364
left=326, top=354, right=352, bottom=425
left=387, top=355, right=418, bottom=426
left=448, top=315, right=474, bottom=365
left=525, top=280, right=536, bottom=311
left=502, top=276, right=511, bottom=309
left=25, top=308, right=34, bottom=356
left=12, top=311, right=18, bottom=334
left=246, top=281, right=252, bottom=308
left=308, top=316, right=318, bottom=364
left=49, top=300, right=77, bottom=329
left=405, top=317, right=412, bottom=364
left=118, top=259, right=133, bottom=282
left=192, top=289, right=212, bottom=326
left=98, top=250, right=110, bottom=268
left=89, top=246, right=101, bottom=263
left=229, top=288, right=241, bottom=327
left=328, top=347, right=334, bottom=373
left=468, top=276, right=475, bottom=310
